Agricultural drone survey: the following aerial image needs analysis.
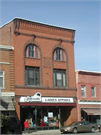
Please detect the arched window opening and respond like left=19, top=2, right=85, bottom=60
left=25, top=44, right=40, bottom=58
left=53, top=48, right=66, bottom=61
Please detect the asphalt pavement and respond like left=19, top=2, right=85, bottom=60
left=22, top=129, right=60, bottom=135
left=22, top=129, right=100, bottom=135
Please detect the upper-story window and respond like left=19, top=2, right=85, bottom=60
left=91, top=87, right=96, bottom=97
left=53, top=48, right=66, bottom=61
left=53, top=69, right=66, bottom=87
left=25, top=67, right=40, bottom=86
left=81, top=86, right=86, bottom=97
left=25, top=44, right=40, bottom=58
left=0, top=70, right=4, bottom=88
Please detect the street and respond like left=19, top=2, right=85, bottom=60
left=22, top=129, right=101, bottom=135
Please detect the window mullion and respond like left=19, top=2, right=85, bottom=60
left=34, top=68, right=36, bottom=85
left=28, top=67, right=29, bottom=85
left=61, top=70, right=63, bottom=87
left=55, top=70, right=57, bottom=86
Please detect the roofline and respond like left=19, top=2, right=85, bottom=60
left=0, top=19, right=13, bottom=28
left=0, top=17, right=76, bottom=31
left=13, top=18, right=76, bottom=31
left=75, top=69, right=101, bottom=74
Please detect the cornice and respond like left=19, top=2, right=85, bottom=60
left=13, top=18, right=75, bottom=43
left=13, top=18, right=76, bottom=32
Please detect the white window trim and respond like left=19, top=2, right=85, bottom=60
left=0, top=71, right=5, bottom=89
left=81, top=86, right=86, bottom=98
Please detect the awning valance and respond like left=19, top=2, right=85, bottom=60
left=19, top=103, right=76, bottom=106
left=0, top=97, right=15, bottom=111
left=83, top=108, right=101, bottom=115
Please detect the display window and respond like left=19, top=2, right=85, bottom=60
left=20, top=106, right=60, bottom=130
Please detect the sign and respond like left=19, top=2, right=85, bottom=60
left=20, top=92, right=73, bottom=103
left=20, top=92, right=41, bottom=102
left=42, top=97, right=73, bottom=103
left=48, top=112, right=53, bottom=117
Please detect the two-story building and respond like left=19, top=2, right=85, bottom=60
left=0, top=18, right=77, bottom=129
left=0, top=22, right=15, bottom=116
left=76, top=70, right=101, bottom=125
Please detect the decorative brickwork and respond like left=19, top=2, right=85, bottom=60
left=9, top=50, right=15, bottom=91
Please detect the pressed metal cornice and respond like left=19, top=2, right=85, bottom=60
left=13, top=18, right=75, bottom=44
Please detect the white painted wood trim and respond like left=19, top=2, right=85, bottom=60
left=0, top=62, right=10, bottom=65
left=1, top=92, right=15, bottom=96
left=0, top=45, right=14, bottom=50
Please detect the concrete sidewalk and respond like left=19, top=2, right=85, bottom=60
left=22, top=129, right=60, bottom=135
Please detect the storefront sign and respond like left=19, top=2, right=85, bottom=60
left=20, top=92, right=41, bottom=102
left=48, top=112, right=53, bottom=117
left=20, top=92, right=73, bottom=103
left=42, top=97, right=73, bottom=103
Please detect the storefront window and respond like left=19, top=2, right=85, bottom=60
left=20, top=106, right=60, bottom=129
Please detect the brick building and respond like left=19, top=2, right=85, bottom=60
left=76, top=70, right=101, bottom=125
left=0, top=22, right=15, bottom=115
left=0, top=18, right=77, bottom=129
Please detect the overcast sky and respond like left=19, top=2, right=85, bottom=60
left=0, top=0, right=100, bottom=72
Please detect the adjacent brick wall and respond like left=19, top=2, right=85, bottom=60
left=0, top=22, right=14, bottom=92
left=76, top=71, right=101, bottom=121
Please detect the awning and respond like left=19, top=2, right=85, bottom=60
left=0, top=97, right=15, bottom=111
left=83, top=108, right=101, bottom=115
left=19, top=103, right=76, bottom=106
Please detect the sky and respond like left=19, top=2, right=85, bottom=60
left=0, top=0, right=101, bottom=72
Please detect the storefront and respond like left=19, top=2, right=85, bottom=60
left=79, top=100, right=101, bottom=126
left=19, top=92, right=76, bottom=130
left=0, top=96, right=15, bottom=116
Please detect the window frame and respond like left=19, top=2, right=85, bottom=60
left=53, top=48, right=66, bottom=61
left=0, top=70, right=4, bottom=88
left=91, top=87, right=96, bottom=97
left=81, top=86, right=86, bottom=97
left=28, top=45, right=34, bottom=57
left=25, top=44, right=39, bottom=58
left=53, top=69, right=66, bottom=87
left=25, top=67, right=40, bottom=86
left=56, top=48, right=61, bottom=60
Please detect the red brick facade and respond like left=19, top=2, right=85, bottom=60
left=1, top=18, right=77, bottom=126
left=0, top=22, right=15, bottom=92
left=76, top=70, right=101, bottom=124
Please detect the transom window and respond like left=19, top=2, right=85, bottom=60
left=25, top=44, right=40, bottom=58
left=0, top=71, right=4, bottom=88
left=53, top=48, right=66, bottom=61
left=91, top=87, right=96, bottom=97
left=25, top=67, right=40, bottom=86
left=53, top=69, right=66, bottom=87
left=81, top=86, right=86, bottom=97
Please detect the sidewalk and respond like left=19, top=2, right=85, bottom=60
left=22, top=129, right=60, bottom=135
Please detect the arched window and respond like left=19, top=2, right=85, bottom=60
left=25, top=44, right=40, bottom=58
left=53, top=48, right=66, bottom=61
